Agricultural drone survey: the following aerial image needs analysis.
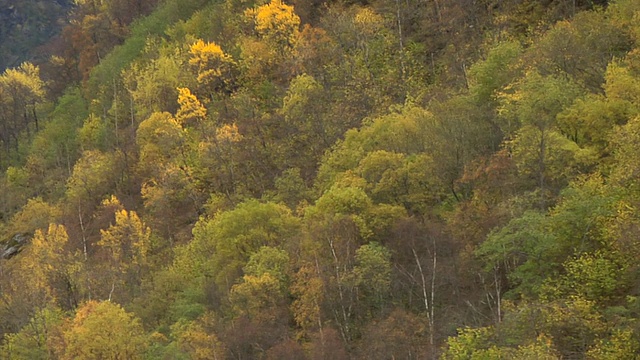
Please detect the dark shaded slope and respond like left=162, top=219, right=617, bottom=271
left=0, top=0, right=73, bottom=71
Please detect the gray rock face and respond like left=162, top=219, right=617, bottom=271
left=1, top=233, right=30, bottom=260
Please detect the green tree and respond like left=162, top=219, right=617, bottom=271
left=78, top=114, right=108, bottom=151
left=316, top=106, right=432, bottom=190
left=65, top=150, right=119, bottom=209
left=229, top=272, right=288, bottom=323
left=177, top=199, right=300, bottom=294
left=499, top=70, right=583, bottom=137
left=25, top=88, right=88, bottom=195
left=141, top=163, right=202, bottom=242
left=602, top=60, right=640, bottom=117
left=0, top=62, right=46, bottom=163
left=556, top=251, right=625, bottom=303
left=528, top=10, right=631, bottom=92
left=468, top=41, right=523, bottom=106
left=586, top=329, right=640, bottom=360
left=0, top=306, right=65, bottom=360
left=556, top=94, right=627, bottom=155
left=4, top=197, right=60, bottom=237
left=508, top=125, right=597, bottom=202
left=441, top=326, right=495, bottom=360
left=244, top=246, right=290, bottom=287
left=278, top=74, right=332, bottom=176
left=126, top=49, right=191, bottom=119
left=609, top=116, right=640, bottom=191
left=478, top=176, right=617, bottom=298
left=351, top=242, right=392, bottom=315
left=136, top=111, right=184, bottom=179
left=268, top=167, right=311, bottom=210
left=442, top=326, right=560, bottom=360
left=499, top=71, right=588, bottom=206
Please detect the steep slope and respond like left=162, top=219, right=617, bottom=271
left=3, top=0, right=640, bottom=358
left=0, top=0, right=73, bottom=70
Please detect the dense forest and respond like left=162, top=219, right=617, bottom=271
left=0, top=0, right=73, bottom=70
left=1, top=0, right=640, bottom=358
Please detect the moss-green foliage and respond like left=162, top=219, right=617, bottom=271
left=175, top=199, right=300, bottom=294
left=86, top=0, right=213, bottom=104
left=6, top=0, right=640, bottom=358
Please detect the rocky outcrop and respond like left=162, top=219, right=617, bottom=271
left=1, top=233, right=30, bottom=260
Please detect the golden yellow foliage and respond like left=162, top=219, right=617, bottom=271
left=176, top=87, right=207, bottom=126
left=62, top=300, right=147, bottom=360
left=229, top=273, right=285, bottom=322
left=12, top=224, right=70, bottom=304
left=215, top=123, right=243, bottom=144
left=246, top=0, right=300, bottom=48
left=99, top=207, right=151, bottom=267
left=188, top=40, right=237, bottom=97
left=174, top=312, right=226, bottom=360
left=353, top=8, right=384, bottom=36
left=290, top=264, right=324, bottom=338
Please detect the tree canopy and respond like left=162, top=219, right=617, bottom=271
left=3, top=0, right=640, bottom=358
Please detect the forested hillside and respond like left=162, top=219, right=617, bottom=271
left=1, top=0, right=640, bottom=358
left=0, top=0, right=73, bottom=70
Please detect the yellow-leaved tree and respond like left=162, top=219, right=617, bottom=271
left=172, top=312, right=226, bottom=360
left=290, top=263, right=324, bottom=340
left=96, top=196, right=151, bottom=302
left=240, top=0, right=301, bottom=85
left=188, top=40, right=238, bottom=100
left=1, top=224, right=73, bottom=314
left=248, top=0, right=300, bottom=49
left=0, top=224, right=77, bottom=359
left=175, top=87, right=207, bottom=127
left=62, top=300, right=148, bottom=360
